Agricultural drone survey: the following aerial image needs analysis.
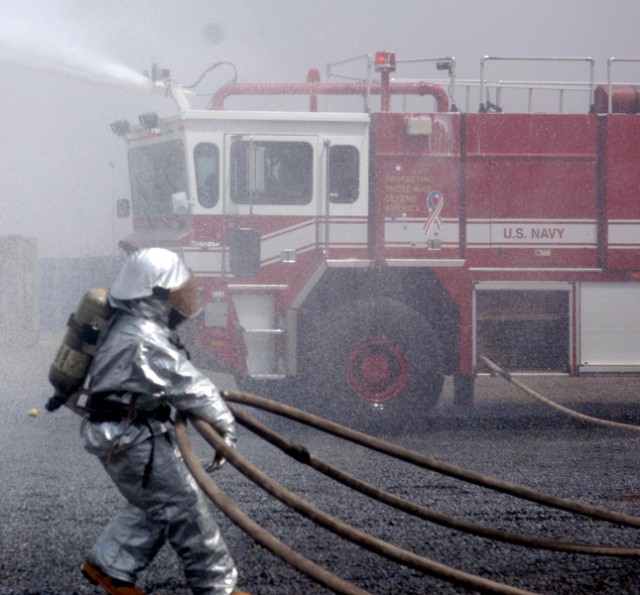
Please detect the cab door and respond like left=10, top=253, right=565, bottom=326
left=223, top=133, right=320, bottom=277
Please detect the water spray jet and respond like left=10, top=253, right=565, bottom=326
left=0, top=18, right=153, bottom=95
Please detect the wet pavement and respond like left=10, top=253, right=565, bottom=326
left=2, top=333, right=640, bottom=594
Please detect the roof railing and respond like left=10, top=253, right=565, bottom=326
left=479, top=56, right=595, bottom=113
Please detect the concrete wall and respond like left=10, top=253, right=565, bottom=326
left=0, top=236, right=39, bottom=347
left=0, top=234, right=125, bottom=351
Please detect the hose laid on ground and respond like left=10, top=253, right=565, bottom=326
left=229, top=403, right=640, bottom=557
left=177, top=411, right=539, bottom=595
left=174, top=411, right=371, bottom=595
left=479, top=355, right=640, bottom=433
left=221, top=389, right=640, bottom=530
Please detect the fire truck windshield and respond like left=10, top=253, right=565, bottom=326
left=128, top=140, right=187, bottom=218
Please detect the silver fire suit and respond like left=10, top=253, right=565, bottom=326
left=81, top=296, right=238, bottom=595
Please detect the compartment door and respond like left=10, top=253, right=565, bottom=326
left=475, top=282, right=571, bottom=373
left=579, top=282, right=640, bottom=372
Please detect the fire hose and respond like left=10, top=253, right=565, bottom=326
left=220, top=389, right=640, bottom=530
left=175, top=391, right=640, bottom=594
left=226, top=403, right=640, bottom=557
left=479, top=355, right=640, bottom=433
left=175, top=410, right=537, bottom=595
left=174, top=411, right=369, bottom=595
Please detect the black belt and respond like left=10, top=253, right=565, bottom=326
left=87, top=393, right=172, bottom=424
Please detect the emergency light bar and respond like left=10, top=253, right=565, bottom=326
left=374, top=51, right=396, bottom=73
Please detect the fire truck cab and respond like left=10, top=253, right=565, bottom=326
left=112, top=52, right=640, bottom=427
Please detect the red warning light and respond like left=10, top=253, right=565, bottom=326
left=374, top=51, right=396, bottom=73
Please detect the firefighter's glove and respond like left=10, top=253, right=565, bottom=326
left=46, top=394, right=67, bottom=412
left=205, top=432, right=236, bottom=472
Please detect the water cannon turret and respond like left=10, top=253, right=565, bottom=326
left=151, top=63, right=171, bottom=83
left=146, top=63, right=192, bottom=112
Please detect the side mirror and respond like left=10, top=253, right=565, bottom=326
left=116, top=198, right=131, bottom=218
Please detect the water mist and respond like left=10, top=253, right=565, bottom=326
left=0, top=18, right=152, bottom=94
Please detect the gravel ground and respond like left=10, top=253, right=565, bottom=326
left=3, top=333, right=640, bottom=594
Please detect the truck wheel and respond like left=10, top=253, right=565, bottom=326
left=303, top=298, right=444, bottom=429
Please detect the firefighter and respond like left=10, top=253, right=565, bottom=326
left=79, top=247, right=248, bottom=595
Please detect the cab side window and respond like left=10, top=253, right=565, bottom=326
left=230, top=140, right=313, bottom=205
left=194, top=143, right=219, bottom=208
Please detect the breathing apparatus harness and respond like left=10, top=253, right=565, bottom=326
left=86, top=390, right=173, bottom=488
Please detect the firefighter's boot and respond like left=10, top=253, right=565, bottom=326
left=81, top=560, right=145, bottom=595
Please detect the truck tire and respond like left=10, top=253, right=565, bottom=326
left=300, top=298, right=444, bottom=429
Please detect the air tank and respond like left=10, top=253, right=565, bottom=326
left=47, top=288, right=112, bottom=407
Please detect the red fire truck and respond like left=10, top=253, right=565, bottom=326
left=111, top=52, right=640, bottom=424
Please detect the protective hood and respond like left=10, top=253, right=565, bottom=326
left=110, top=248, right=202, bottom=318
